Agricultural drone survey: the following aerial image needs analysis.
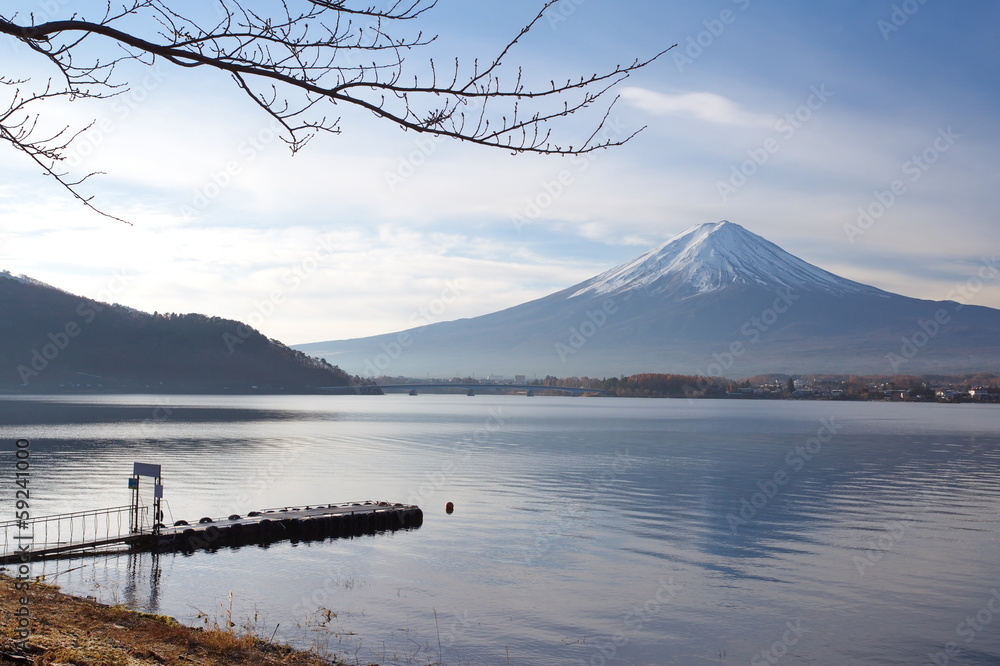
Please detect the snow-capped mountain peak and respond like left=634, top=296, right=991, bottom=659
left=570, top=221, right=888, bottom=298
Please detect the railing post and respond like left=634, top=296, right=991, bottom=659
left=130, top=473, right=139, bottom=534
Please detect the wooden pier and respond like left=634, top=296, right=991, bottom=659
left=0, top=462, right=422, bottom=564
left=152, top=501, right=423, bottom=554
left=0, top=501, right=422, bottom=564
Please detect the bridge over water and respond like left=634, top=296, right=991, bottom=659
left=322, top=383, right=608, bottom=396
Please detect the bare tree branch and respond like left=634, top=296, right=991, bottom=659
left=0, top=77, right=130, bottom=224
left=0, top=1, right=673, bottom=221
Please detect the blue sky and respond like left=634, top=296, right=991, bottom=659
left=1, top=0, right=998, bottom=345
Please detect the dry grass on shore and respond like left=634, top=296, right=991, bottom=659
left=0, top=573, right=338, bottom=665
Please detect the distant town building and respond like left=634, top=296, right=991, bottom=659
left=969, top=387, right=1000, bottom=400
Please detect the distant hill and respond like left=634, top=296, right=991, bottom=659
left=0, top=271, right=353, bottom=393
left=295, top=221, right=1000, bottom=378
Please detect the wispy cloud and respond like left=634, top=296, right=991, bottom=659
left=620, top=87, right=775, bottom=128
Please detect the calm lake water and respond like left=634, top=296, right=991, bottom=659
left=2, top=395, right=1000, bottom=665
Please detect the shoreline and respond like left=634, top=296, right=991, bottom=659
left=0, top=574, right=339, bottom=665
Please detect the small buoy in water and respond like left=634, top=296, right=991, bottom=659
left=445, top=502, right=454, bottom=514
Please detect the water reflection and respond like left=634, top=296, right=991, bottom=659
left=0, top=397, right=319, bottom=425
left=122, top=552, right=162, bottom=613
left=2, top=396, right=999, bottom=665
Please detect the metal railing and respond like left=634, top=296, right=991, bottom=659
left=0, top=505, right=148, bottom=562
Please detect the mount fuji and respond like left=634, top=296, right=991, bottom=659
left=295, top=222, right=1000, bottom=378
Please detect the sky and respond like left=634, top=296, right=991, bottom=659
left=1, top=0, right=998, bottom=347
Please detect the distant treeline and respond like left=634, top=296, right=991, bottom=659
left=558, top=373, right=712, bottom=398
left=519, top=372, right=1000, bottom=399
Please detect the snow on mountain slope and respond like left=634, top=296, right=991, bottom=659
left=570, top=221, right=889, bottom=299
left=295, top=220, right=1000, bottom=377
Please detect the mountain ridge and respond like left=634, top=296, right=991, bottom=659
left=0, top=272, right=353, bottom=393
left=295, top=222, right=1000, bottom=378
left=569, top=221, right=890, bottom=299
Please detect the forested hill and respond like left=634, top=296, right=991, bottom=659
left=0, top=271, right=353, bottom=393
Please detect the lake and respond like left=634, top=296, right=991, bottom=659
left=2, top=395, right=999, bottom=665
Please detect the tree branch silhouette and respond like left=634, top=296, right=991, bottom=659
left=0, top=1, right=672, bottom=221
